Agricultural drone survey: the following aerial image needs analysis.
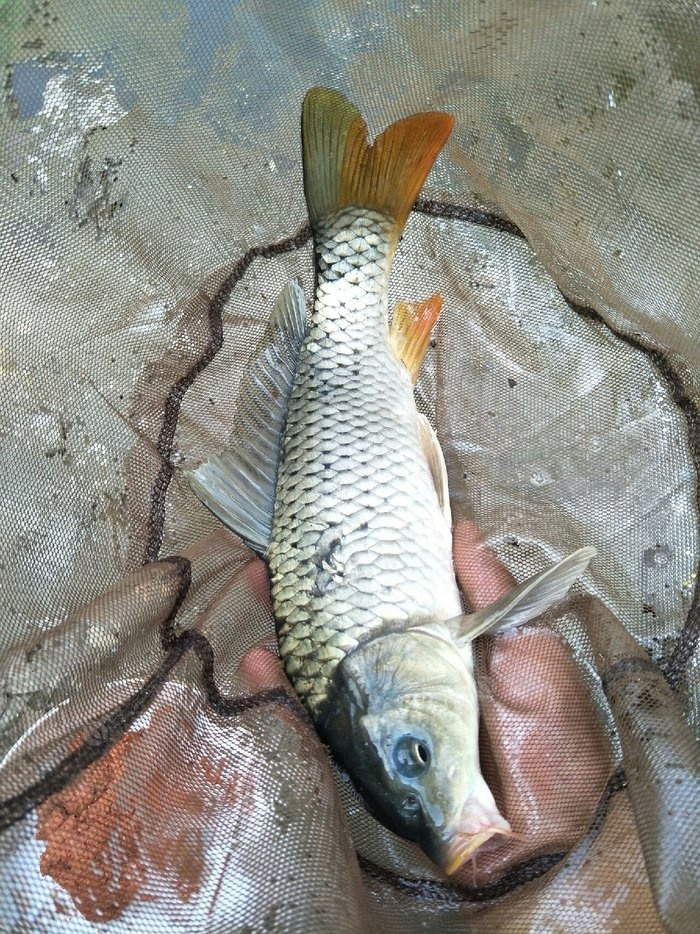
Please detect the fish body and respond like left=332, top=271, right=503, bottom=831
left=268, top=205, right=462, bottom=716
left=190, top=88, right=596, bottom=874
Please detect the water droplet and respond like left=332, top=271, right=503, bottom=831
left=529, top=468, right=553, bottom=487
left=643, top=544, right=673, bottom=568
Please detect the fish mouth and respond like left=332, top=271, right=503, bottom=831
left=442, top=824, right=513, bottom=875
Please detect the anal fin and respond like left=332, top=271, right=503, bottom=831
left=390, top=294, right=443, bottom=382
left=188, top=281, right=307, bottom=553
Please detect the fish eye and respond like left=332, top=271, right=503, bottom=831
left=393, top=735, right=431, bottom=778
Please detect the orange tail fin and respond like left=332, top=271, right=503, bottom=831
left=301, top=87, right=454, bottom=234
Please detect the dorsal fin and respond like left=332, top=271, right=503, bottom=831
left=302, top=87, right=454, bottom=234
left=390, top=294, right=443, bottom=382
left=188, top=281, right=307, bottom=553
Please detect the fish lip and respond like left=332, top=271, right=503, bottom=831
left=440, top=820, right=514, bottom=875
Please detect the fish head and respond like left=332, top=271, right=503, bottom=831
left=320, top=624, right=511, bottom=874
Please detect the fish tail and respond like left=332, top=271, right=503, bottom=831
left=301, top=87, right=454, bottom=237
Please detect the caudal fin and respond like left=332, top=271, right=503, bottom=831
left=302, top=87, right=454, bottom=234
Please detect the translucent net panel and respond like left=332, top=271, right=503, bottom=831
left=1, top=1, right=698, bottom=931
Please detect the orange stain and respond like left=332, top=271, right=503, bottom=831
left=36, top=731, right=145, bottom=924
left=36, top=701, right=259, bottom=921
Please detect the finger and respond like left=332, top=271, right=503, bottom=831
left=452, top=520, right=516, bottom=608
left=449, top=523, right=612, bottom=884
left=241, top=557, right=272, bottom=608
left=238, top=645, right=291, bottom=694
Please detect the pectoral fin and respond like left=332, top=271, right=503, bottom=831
left=448, top=546, right=597, bottom=645
left=188, top=280, right=307, bottom=553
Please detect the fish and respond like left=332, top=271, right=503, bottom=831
left=189, top=87, right=596, bottom=874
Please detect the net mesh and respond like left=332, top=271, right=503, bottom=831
left=1, top=1, right=698, bottom=931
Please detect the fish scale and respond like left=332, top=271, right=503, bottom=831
left=268, top=208, right=463, bottom=715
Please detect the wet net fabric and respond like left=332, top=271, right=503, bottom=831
left=0, top=1, right=698, bottom=931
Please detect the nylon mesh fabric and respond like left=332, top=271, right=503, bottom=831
left=0, top=1, right=698, bottom=931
